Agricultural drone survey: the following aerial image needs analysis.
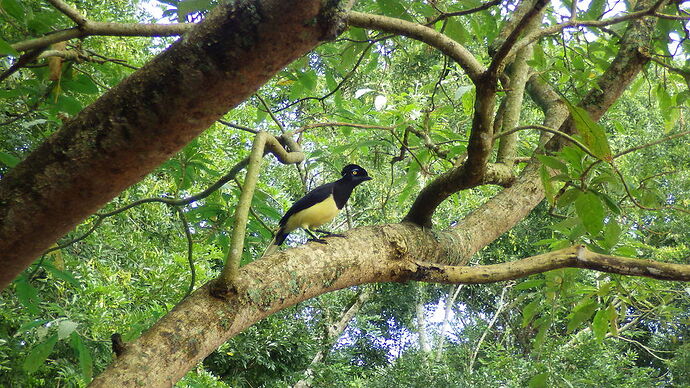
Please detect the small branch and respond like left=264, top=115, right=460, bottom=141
left=255, top=94, right=285, bottom=133
left=616, top=335, right=671, bottom=361
left=495, top=124, right=597, bottom=158
left=273, top=42, right=375, bottom=113
left=347, top=11, right=485, bottom=82
left=611, top=163, right=690, bottom=215
left=41, top=133, right=303, bottom=257
left=46, top=0, right=88, bottom=26
left=403, top=161, right=516, bottom=227
left=295, top=121, right=395, bottom=134
left=510, top=0, right=668, bottom=56
left=218, top=120, right=260, bottom=134
left=614, top=129, right=690, bottom=159
left=486, top=0, right=549, bottom=78
left=11, top=22, right=192, bottom=52
left=425, top=0, right=503, bottom=25
left=174, top=206, right=195, bottom=298
left=434, top=284, right=463, bottom=361
left=294, top=288, right=372, bottom=388
left=217, top=132, right=304, bottom=287
left=468, top=281, right=513, bottom=372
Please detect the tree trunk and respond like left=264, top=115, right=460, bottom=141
left=0, top=0, right=342, bottom=290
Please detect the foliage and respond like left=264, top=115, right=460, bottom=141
left=1, top=0, right=689, bottom=386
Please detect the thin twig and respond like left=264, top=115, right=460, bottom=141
left=218, top=120, right=260, bottom=134
left=273, top=42, right=375, bottom=113
left=174, top=206, right=195, bottom=298
left=255, top=94, right=285, bottom=133
left=495, top=124, right=597, bottom=158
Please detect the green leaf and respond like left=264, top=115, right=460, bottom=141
left=453, top=85, right=472, bottom=100
left=557, top=188, right=581, bottom=208
left=614, top=245, right=637, bottom=257
left=176, top=0, right=212, bottom=21
left=522, top=298, right=541, bottom=327
left=298, top=70, right=317, bottom=91
left=444, top=18, right=467, bottom=44
left=602, top=221, right=621, bottom=250
left=567, top=299, right=597, bottom=333
left=592, top=308, right=609, bottom=342
left=53, top=95, right=83, bottom=115
left=23, top=334, right=58, bottom=373
left=533, top=318, right=551, bottom=350
left=70, top=332, right=93, bottom=381
left=528, top=372, right=549, bottom=388
left=15, top=275, right=41, bottom=315
left=16, top=319, right=49, bottom=334
left=535, top=154, right=568, bottom=172
left=566, top=103, right=612, bottom=161
left=0, top=151, right=20, bottom=167
left=0, top=37, right=19, bottom=56
left=597, top=192, right=621, bottom=215
left=62, top=75, right=100, bottom=94
left=583, top=0, right=606, bottom=20
left=1, top=0, right=25, bottom=20
left=607, top=304, right=619, bottom=336
left=515, top=279, right=544, bottom=291
left=575, top=191, right=605, bottom=236
left=540, top=165, right=555, bottom=205
left=376, top=0, right=411, bottom=20
left=43, top=263, right=80, bottom=286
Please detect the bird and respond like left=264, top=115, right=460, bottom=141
left=264, top=164, right=372, bottom=256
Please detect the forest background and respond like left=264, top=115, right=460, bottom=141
left=1, top=0, right=689, bottom=386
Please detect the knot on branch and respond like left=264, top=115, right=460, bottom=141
left=380, top=225, right=409, bottom=260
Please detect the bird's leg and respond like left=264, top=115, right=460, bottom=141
left=314, top=229, right=346, bottom=238
left=305, top=229, right=328, bottom=244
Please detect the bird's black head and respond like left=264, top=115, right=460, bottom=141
left=341, top=164, right=372, bottom=184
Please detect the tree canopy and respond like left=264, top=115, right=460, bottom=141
left=1, top=0, right=689, bottom=386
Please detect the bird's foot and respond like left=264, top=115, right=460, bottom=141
left=314, top=229, right=346, bottom=238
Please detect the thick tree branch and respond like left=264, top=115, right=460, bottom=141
left=90, top=223, right=690, bottom=386
left=495, top=0, right=543, bottom=166
left=404, top=0, right=663, bottom=227
left=0, top=0, right=341, bottom=291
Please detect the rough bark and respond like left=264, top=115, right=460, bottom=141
left=0, top=0, right=342, bottom=290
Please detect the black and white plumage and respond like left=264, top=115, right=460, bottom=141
left=264, top=164, right=372, bottom=255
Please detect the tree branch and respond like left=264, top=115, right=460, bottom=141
left=46, top=0, right=88, bottom=26
left=509, top=0, right=668, bottom=60
left=217, top=132, right=304, bottom=286
left=10, top=22, right=192, bottom=52
left=347, top=11, right=485, bottom=82
left=90, top=223, right=690, bottom=386
left=0, top=0, right=338, bottom=290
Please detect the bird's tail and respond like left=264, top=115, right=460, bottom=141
left=262, top=227, right=288, bottom=257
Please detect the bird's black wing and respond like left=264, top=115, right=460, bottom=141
left=279, top=182, right=335, bottom=227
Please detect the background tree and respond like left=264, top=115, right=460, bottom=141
left=1, top=0, right=689, bottom=386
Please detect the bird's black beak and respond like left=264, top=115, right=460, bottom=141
left=363, top=176, right=372, bottom=181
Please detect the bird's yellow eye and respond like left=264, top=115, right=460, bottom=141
left=352, top=170, right=359, bottom=175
